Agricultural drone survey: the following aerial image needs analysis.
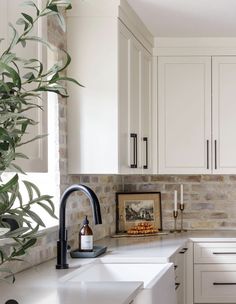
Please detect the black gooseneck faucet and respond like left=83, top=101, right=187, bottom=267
left=56, top=184, right=102, bottom=269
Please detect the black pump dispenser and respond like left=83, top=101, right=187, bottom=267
left=83, top=215, right=89, bottom=225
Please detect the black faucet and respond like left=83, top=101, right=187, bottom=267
left=56, top=184, right=102, bottom=269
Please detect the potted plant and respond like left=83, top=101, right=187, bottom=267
left=0, top=0, right=80, bottom=282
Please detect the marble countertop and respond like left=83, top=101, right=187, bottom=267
left=1, top=230, right=236, bottom=304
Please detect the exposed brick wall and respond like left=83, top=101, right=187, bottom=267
left=123, top=175, right=236, bottom=230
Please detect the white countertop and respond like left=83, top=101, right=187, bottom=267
left=96, top=230, right=236, bottom=262
left=1, top=230, right=236, bottom=304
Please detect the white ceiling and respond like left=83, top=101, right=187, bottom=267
left=127, top=0, right=236, bottom=37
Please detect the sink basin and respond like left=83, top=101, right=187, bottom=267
left=64, top=262, right=165, bottom=287
left=62, top=260, right=177, bottom=304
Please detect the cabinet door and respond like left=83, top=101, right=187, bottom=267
left=140, top=48, right=152, bottom=173
left=119, top=23, right=152, bottom=174
left=212, top=57, right=236, bottom=174
left=128, top=35, right=142, bottom=173
left=0, top=0, right=48, bottom=172
left=118, top=22, right=132, bottom=174
left=194, top=264, right=236, bottom=303
left=158, top=57, right=211, bottom=174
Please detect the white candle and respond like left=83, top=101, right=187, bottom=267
left=174, top=190, right=177, bottom=211
left=180, top=184, right=183, bottom=206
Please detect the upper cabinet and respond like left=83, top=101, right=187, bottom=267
left=158, top=55, right=236, bottom=174
left=212, top=57, right=236, bottom=173
left=119, top=23, right=152, bottom=174
left=158, top=57, right=211, bottom=174
left=67, top=0, right=153, bottom=174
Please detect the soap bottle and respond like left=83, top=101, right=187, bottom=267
left=79, top=216, right=93, bottom=252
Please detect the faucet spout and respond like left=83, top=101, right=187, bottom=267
left=56, top=184, right=102, bottom=269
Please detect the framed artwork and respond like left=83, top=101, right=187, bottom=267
left=116, top=192, right=162, bottom=233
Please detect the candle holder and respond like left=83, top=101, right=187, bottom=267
left=180, top=204, right=187, bottom=232
left=170, top=210, right=180, bottom=233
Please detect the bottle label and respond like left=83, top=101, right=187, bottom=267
left=81, top=235, right=93, bottom=250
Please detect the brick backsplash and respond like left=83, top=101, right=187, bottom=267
left=123, top=175, right=236, bottom=231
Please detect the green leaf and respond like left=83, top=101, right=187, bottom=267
left=23, top=1, right=40, bottom=16
left=1, top=53, right=16, bottom=65
left=17, top=134, right=46, bottom=147
left=0, top=174, right=18, bottom=194
left=24, top=209, right=45, bottom=227
left=4, top=227, right=30, bottom=238
left=23, top=72, right=35, bottom=81
left=14, top=152, right=29, bottom=160
left=22, top=224, right=39, bottom=238
left=47, top=4, right=58, bottom=12
left=9, top=163, right=26, bottom=175
left=23, top=180, right=41, bottom=197
left=7, top=23, right=20, bottom=51
left=0, top=62, right=21, bottom=89
left=21, top=13, right=33, bottom=25
left=23, top=36, right=54, bottom=50
left=20, top=40, right=27, bottom=47
left=16, top=18, right=30, bottom=32
left=22, top=238, right=37, bottom=251
left=55, top=76, right=84, bottom=87
left=37, top=202, right=57, bottom=218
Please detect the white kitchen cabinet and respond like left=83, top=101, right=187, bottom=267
left=158, top=56, right=236, bottom=174
left=158, top=56, right=211, bottom=174
left=194, top=242, right=236, bottom=303
left=125, top=33, right=152, bottom=174
left=0, top=0, right=48, bottom=172
left=140, top=48, right=152, bottom=173
left=67, top=0, right=153, bottom=174
left=212, top=57, right=236, bottom=173
left=170, top=245, right=189, bottom=304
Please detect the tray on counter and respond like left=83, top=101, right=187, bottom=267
left=70, top=245, right=107, bottom=258
left=111, top=232, right=168, bottom=238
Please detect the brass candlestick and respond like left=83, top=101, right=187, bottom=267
left=180, top=204, right=187, bottom=232
left=170, top=210, right=180, bottom=233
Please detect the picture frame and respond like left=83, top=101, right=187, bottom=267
left=116, top=192, right=162, bottom=233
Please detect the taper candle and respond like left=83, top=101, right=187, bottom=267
left=174, top=190, right=177, bottom=211
left=180, top=184, right=183, bottom=206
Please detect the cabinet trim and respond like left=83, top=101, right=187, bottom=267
left=154, top=37, right=236, bottom=56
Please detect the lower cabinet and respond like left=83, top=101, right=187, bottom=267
left=170, top=245, right=188, bottom=304
left=194, top=242, right=236, bottom=303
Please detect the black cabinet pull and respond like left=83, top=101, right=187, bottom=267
left=206, top=140, right=209, bottom=169
left=179, top=247, right=188, bottom=254
left=215, top=139, right=217, bottom=170
left=213, top=282, right=236, bottom=285
left=143, top=137, right=148, bottom=169
left=130, top=133, right=137, bottom=168
left=213, top=252, right=236, bottom=255
left=175, top=282, right=181, bottom=290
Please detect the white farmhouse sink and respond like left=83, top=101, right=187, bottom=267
left=62, top=260, right=177, bottom=304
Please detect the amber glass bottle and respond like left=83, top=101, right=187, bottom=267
left=79, top=216, right=93, bottom=252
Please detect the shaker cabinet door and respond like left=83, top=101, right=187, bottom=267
left=118, top=22, right=152, bottom=174
left=212, top=56, right=236, bottom=174
left=158, top=57, right=211, bottom=174
left=140, top=49, right=152, bottom=173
